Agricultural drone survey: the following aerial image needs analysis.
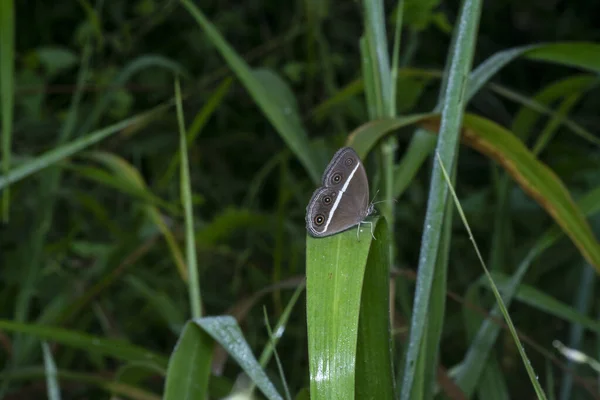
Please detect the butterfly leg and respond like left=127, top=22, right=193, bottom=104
left=356, top=221, right=375, bottom=241
left=364, top=221, right=375, bottom=240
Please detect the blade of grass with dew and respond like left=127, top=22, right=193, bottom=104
left=306, top=217, right=379, bottom=400
left=0, top=0, right=15, bottom=220
left=437, top=153, right=548, bottom=399
left=195, top=316, right=283, bottom=400
left=42, top=342, right=61, bottom=400
left=180, top=0, right=321, bottom=183
left=421, top=166, right=454, bottom=400
left=164, top=322, right=212, bottom=400
left=400, top=0, right=482, bottom=397
left=355, top=219, right=395, bottom=400
left=175, top=77, right=202, bottom=317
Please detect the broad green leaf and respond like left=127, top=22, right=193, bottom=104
left=306, top=217, right=379, bottom=400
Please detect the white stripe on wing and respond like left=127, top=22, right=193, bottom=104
left=323, top=162, right=360, bottom=232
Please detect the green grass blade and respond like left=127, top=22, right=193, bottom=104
left=400, top=0, right=482, bottom=398
left=175, top=77, right=202, bottom=317
left=0, top=0, right=15, bottom=220
left=42, top=342, right=62, bottom=400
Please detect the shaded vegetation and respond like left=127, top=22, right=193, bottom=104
left=1, top=0, right=600, bottom=399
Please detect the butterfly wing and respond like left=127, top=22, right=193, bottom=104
left=306, top=147, right=371, bottom=237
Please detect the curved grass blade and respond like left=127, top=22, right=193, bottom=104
left=0, top=106, right=167, bottom=191
left=306, top=217, right=379, bottom=400
left=180, top=0, right=321, bottom=183
left=0, top=320, right=168, bottom=369
left=457, top=114, right=600, bottom=271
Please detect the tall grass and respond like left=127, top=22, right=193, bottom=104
left=1, top=1, right=599, bottom=399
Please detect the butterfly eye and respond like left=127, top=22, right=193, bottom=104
left=344, top=157, right=354, bottom=166
left=314, top=214, right=325, bottom=226
left=322, top=195, right=332, bottom=205
left=331, top=173, right=343, bottom=184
